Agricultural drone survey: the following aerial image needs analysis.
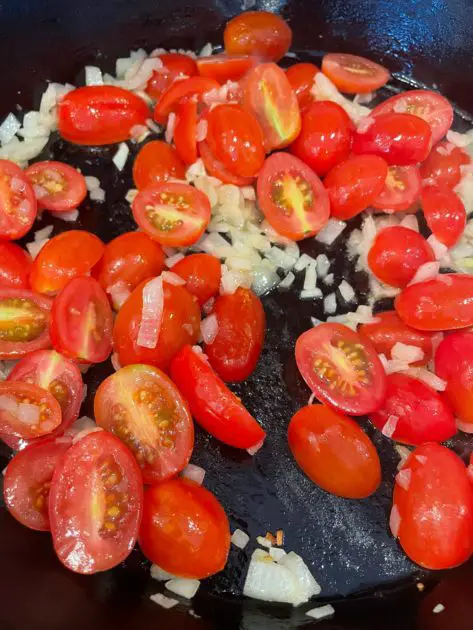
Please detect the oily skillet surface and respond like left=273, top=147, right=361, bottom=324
left=2, top=1, right=473, bottom=629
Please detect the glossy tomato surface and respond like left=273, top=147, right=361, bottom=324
left=173, top=99, right=198, bottom=165
left=132, top=140, right=186, bottom=189
left=25, top=161, right=87, bottom=212
left=153, top=76, right=220, bottom=125
left=322, top=53, right=390, bottom=93
left=196, top=54, right=255, bottom=83
left=372, top=165, right=421, bottom=212
left=421, top=186, right=466, bottom=247
left=420, top=140, right=470, bottom=189
left=146, top=53, right=198, bottom=101
left=198, top=139, right=254, bottom=186
left=0, top=159, right=37, bottom=240
left=0, top=243, right=32, bottom=289
left=286, top=62, right=320, bottom=111
left=171, top=253, right=221, bottom=306
left=223, top=11, right=292, bottom=62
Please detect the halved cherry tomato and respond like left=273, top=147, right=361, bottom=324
left=295, top=323, right=387, bottom=415
left=421, top=186, right=466, bottom=247
left=358, top=310, right=436, bottom=367
left=170, top=345, right=265, bottom=449
left=395, top=274, right=473, bottom=331
left=146, top=53, right=198, bottom=101
left=49, top=430, right=143, bottom=574
left=206, top=104, right=265, bottom=178
left=224, top=11, right=292, bottom=62
left=371, top=165, right=421, bottom=212
left=58, top=86, right=149, bottom=145
left=173, top=99, right=198, bottom=165
left=139, top=478, right=230, bottom=579
left=290, top=101, right=354, bottom=176
left=288, top=404, right=381, bottom=498
left=95, top=364, right=193, bottom=484
left=322, top=53, right=390, bottom=94
left=25, top=161, right=87, bottom=213
left=370, top=373, right=456, bottom=445
left=0, top=381, right=62, bottom=441
left=3, top=438, right=72, bottom=531
left=370, top=90, right=454, bottom=146
left=325, top=154, right=388, bottom=220
left=133, top=140, right=186, bottom=190
left=0, top=159, right=37, bottom=240
left=171, top=253, right=221, bottom=306
left=197, top=54, right=255, bottom=83
left=353, top=113, right=432, bottom=165
left=286, top=63, right=320, bottom=111
left=30, top=230, right=105, bottom=296
left=257, top=152, right=330, bottom=240
left=132, top=182, right=211, bottom=247
left=113, top=281, right=200, bottom=371
left=153, top=76, right=220, bottom=125
left=242, top=63, right=301, bottom=151
left=0, top=288, right=52, bottom=359
left=50, top=277, right=113, bottom=363
left=198, top=139, right=254, bottom=186
left=392, top=443, right=473, bottom=569
left=420, top=140, right=470, bottom=189
left=368, top=226, right=435, bottom=288
left=205, top=287, right=265, bottom=382
left=0, top=243, right=32, bottom=289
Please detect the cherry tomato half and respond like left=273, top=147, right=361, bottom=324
left=198, top=139, right=254, bottom=186
left=295, top=323, right=387, bottom=416
left=146, top=53, right=198, bottom=101
left=257, top=152, right=330, bottom=240
left=173, top=99, right=198, bottom=165
left=286, top=63, right=320, bottom=111
left=139, top=478, right=230, bottom=579
left=132, top=140, right=186, bottom=190
left=49, top=430, right=143, bottom=574
left=420, top=140, right=470, bottom=189
left=197, top=54, right=255, bottom=83
left=153, top=76, right=220, bottom=125
left=25, top=161, right=87, bottom=213
left=371, top=165, right=421, bottom=212
left=171, top=253, right=221, bottom=306
left=0, top=159, right=37, bottom=240
left=421, top=186, right=466, bottom=247
left=0, top=242, right=32, bottom=289
left=322, top=52, right=390, bottom=93
left=223, top=11, right=292, bottom=62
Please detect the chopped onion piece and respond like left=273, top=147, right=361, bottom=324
left=34, top=225, right=54, bottom=242
left=257, top=535, right=272, bottom=549
left=231, top=529, right=250, bottom=550
left=149, top=593, right=179, bottom=609
left=165, top=578, right=200, bottom=600
left=315, top=219, right=347, bottom=245
left=162, top=271, right=186, bottom=286
left=306, top=605, right=335, bottom=620
left=112, top=142, right=129, bottom=171
left=247, top=437, right=265, bottom=456
left=399, top=215, right=419, bottom=232
left=390, top=505, right=401, bottom=538
left=107, top=280, right=131, bottom=310
left=85, top=175, right=100, bottom=191
left=90, top=187, right=105, bottom=202
left=382, top=415, right=398, bottom=438
left=51, top=209, right=79, bottom=222
left=200, top=313, right=218, bottom=345
left=357, top=116, right=375, bottom=133
left=396, top=468, right=412, bottom=491
left=165, top=253, right=185, bottom=268
left=294, top=253, right=316, bottom=272
left=391, top=342, right=424, bottom=364
left=403, top=367, right=447, bottom=391
left=427, top=234, right=449, bottom=261
left=323, top=273, right=334, bottom=286
left=279, top=272, right=295, bottom=290
left=111, top=352, right=122, bottom=372
left=269, top=547, right=287, bottom=562
left=279, top=552, right=321, bottom=604
left=0, top=113, right=21, bottom=145
left=85, top=66, right=103, bottom=86
left=300, top=288, right=323, bottom=300
left=408, top=261, right=439, bottom=285
left=324, top=293, right=337, bottom=314
left=165, top=112, right=177, bottom=144
left=181, top=463, right=206, bottom=485
left=71, top=426, right=103, bottom=444
left=243, top=549, right=300, bottom=605
left=338, top=279, right=355, bottom=303
left=433, top=604, right=445, bottom=614
left=26, top=238, right=49, bottom=259
left=303, top=262, right=317, bottom=292
left=125, top=188, right=138, bottom=204
left=150, top=564, right=177, bottom=582
left=196, top=119, right=208, bottom=142
left=395, top=444, right=412, bottom=470
left=137, top=277, right=164, bottom=349
left=315, top=253, right=330, bottom=277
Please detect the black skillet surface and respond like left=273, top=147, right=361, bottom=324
left=2, top=1, right=473, bottom=629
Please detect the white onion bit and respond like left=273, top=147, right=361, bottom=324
left=306, top=605, right=335, bottom=621
left=149, top=593, right=179, bottom=609
left=382, top=415, right=398, bottom=438
left=181, top=464, right=206, bottom=485
left=112, top=142, right=130, bottom=171
left=390, top=505, right=401, bottom=538
left=165, top=578, right=200, bottom=599
left=161, top=271, right=186, bottom=286
left=231, top=529, right=250, bottom=550
left=200, top=313, right=218, bottom=345
left=137, top=277, right=164, bottom=349
left=247, top=438, right=265, bottom=456
left=396, top=468, right=412, bottom=491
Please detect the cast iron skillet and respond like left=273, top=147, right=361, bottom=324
left=1, top=1, right=473, bottom=629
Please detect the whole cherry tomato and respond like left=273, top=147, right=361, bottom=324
left=420, top=140, right=470, bottom=189
left=223, top=11, right=292, bottom=62
left=133, top=140, right=186, bottom=189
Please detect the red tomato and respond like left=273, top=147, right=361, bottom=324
left=368, top=226, right=435, bottom=288
left=198, top=139, right=254, bottom=186
left=353, top=113, right=432, bottom=166
left=170, top=345, right=265, bottom=449
left=290, top=101, right=354, bottom=176
left=171, top=253, right=221, bottom=306
left=370, top=90, right=454, bottom=146
left=25, top=161, right=87, bottom=213
left=206, top=104, right=265, bottom=178
left=286, top=63, right=320, bottom=111
left=133, top=140, right=186, bottom=189
left=3, top=438, right=72, bottom=531
left=0, top=288, right=52, bottom=359
left=325, top=155, right=388, bottom=220
left=421, top=186, right=466, bottom=247
left=58, top=86, right=149, bottom=145
left=153, top=76, right=220, bottom=125
left=223, top=11, right=292, bottom=62
left=173, top=99, right=198, bottom=165
left=0, top=159, right=37, bottom=240
left=0, top=242, right=32, bottom=289
left=139, top=478, right=230, bottom=579
left=371, top=165, right=421, bottom=212
left=50, top=277, right=113, bottom=363
left=146, top=53, right=198, bottom=101
left=49, top=430, right=143, bottom=574
left=197, top=54, right=255, bottom=83
left=295, top=323, right=386, bottom=415
left=0, top=381, right=62, bottom=441
left=205, top=288, right=265, bottom=382
left=93, top=232, right=165, bottom=310
left=30, top=230, right=105, bottom=296
left=257, top=152, right=330, bottom=240
left=358, top=310, right=436, bottom=367
left=392, top=443, right=473, bottom=569
left=322, top=53, right=390, bottom=94
left=420, top=140, right=470, bottom=189
left=395, top=274, right=473, bottom=331
left=288, top=404, right=381, bottom=498
left=113, top=281, right=200, bottom=371
left=242, top=63, right=301, bottom=151
left=95, top=364, right=193, bottom=483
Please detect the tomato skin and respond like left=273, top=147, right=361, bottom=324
left=0, top=159, right=37, bottom=240
left=290, top=101, right=354, bottom=176
left=395, top=274, right=473, bottom=331
left=113, top=281, right=200, bottom=371
left=173, top=99, right=198, bottom=165
left=170, top=345, right=265, bottom=449
left=420, top=140, right=470, bottom=189
left=288, top=404, right=381, bottom=498
left=139, top=478, right=230, bottom=579
left=58, top=86, right=149, bottom=145
left=421, top=186, right=466, bottom=247
left=205, top=288, right=265, bottom=382
left=368, top=226, right=435, bottom=288
left=393, top=443, right=473, bottom=570
left=286, top=63, right=320, bottom=111
left=133, top=141, right=186, bottom=190
left=0, top=243, right=32, bottom=289
left=171, top=253, right=221, bottom=306
left=25, top=161, right=87, bottom=213
left=322, top=53, right=390, bottom=94
left=372, top=165, right=421, bottom=212
left=146, top=53, right=198, bottom=101
left=224, top=11, right=292, bottom=62
left=325, top=154, right=388, bottom=220
left=196, top=54, right=255, bottom=83
left=153, top=76, right=220, bottom=125
left=198, top=139, right=254, bottom=186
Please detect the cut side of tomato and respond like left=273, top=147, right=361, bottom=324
left=0, top=159, right=37, bottom=240
left=173, top=99, right=198, bottom=165
left=132, top=140, right=186, bottom=190
left=420, top=140, right=470, bottom=189
left=25, top=161, right=87, bottom=213
left=223, top=10, right=292, bottom=62
left=286, top=63, right=320, bottom=111
left=257, top=152, right=330, bottom=240
left=49, top=430, right=143, bottom=574
left=295, top=323, right=387, bottom=416
left=198, top=139, right=254, bottom=186
left=421, top=186, right=466, bottom=247
left=322, top=53, right=390, bottom=94
left=171, top=253, right=221, bottom=306
left=153, top=76, right=220, bottom=125
left=146, top=53, right=198, bottom=101
left=0, top=243, right=32, bottom=289
left=197, top=54, right=255, bottom=83
left=371, top=165, right=421, bottom=212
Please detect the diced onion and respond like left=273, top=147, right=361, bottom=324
left=34, top=225, right=54, bottom=241
left=315, top=219, right=346, bottom=245
left=112, top=142, right=130, bottom=171
left=324, top=293, right=337, bottom=314
left=400, top=215, right=419, bottom=232
left=324, top=273, right=334, bottom=286
left=303, top=262, right=317, bottom=292
left=300, top=288, right=323, bottom=300
left=247, top=437, right=265, bottom=456
left=51, top=209, right=79, bottom=222
left=111, top=352, right=122, bottom=372
left=382, top=415, right=398, bottom=438
left=389, top=505, right=401, bottom=538
left=427, top=234, right=449, bottom=261
left=200, top=314, right=218, bottom=344
left=306, top=605, right=335, bottom=620
left=243, top=550, right=300, bottom=605
left=107, top=280, right=131, bottom=310
left=165, top=253, right=185, bottom=268
left=408, top=261, right=439, bottom=285
left=294, top=253, right=316, bottom=272
left=279, top=272, right=295, bottom=290
left=181, top=463, right=206, bottom=485
left=357, top=116, right=375, bottom=133
left=137, top=277, right=164, bottom=349
left=391, top=342, right=424, bottom=364
left=395, top=444, right=412, bottom=470
left=315, top=253, right=330, bottom=277
left=26, top=238, right=49, bottom=259
left=165, top=578, right=200, bottom=599
left=231, top=529, right=250, bottom=550
left=149, top=593, right=179, bottom=609
left=257, top=535, right=272, bottom=549
left=71, top=426, right=103, bottom=444
left=278, top=551, right=321, bottom=604
left=269, top=547, right=287, bottom=561
left=162, top=271, right=186, bottom=286
left=433, top=604, right=445, bottom=614
left=165, top=112, right=177, bottom=144
left=196, top=119, right=208, bottom=142
left=85, top=66, right=104, bottom=86
left=90, top=187, right=105, bottom=202
left=338, top=279, right=355, bottom=303
left=396, top=468, right=411, bottom=491
left=403, top=367, right=447, bottom=391
left=150, top=564, right=177, bottom=582
left=0, top=113, right=21, bottom=145
left=85, top=176, right=100, bottom=191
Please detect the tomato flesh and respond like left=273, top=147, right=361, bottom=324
left=146, top=53, right=198, bottom=101
left=173, top=99, right=198, bottom=165
left=421, top=186, right=466, bottom=247
left=153, top=76, right=220, bottom=125
left=25, top=161, right=87, bottom=212
left=197, top=54, right=255, bottom=83
left=286, top=63, right=320, bottom=111
left=0, top=159, right=37, bottom=240
left=322, top=53, right=390, bottom=93
left=0, top=243, right=32, bottom=289
left=223, top=11, right=292, bottom=62
left=133, top=140, right=186, bottom=190
left=371, top=165, right=421, bottom=212
left=171, top=253, right=221, bottom=306
left=420, top=140, right=470, bottom=189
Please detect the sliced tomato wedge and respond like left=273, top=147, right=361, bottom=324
left=420, top=140, right=470, bottom=189
left=0, top=242, right=32, bottom=289
left=371, top=165, right=421, bottom=212
left=173, top=99, right=198, bottom=165
left=295, top=323, right=387, bottom=416
left=322, top=53, right=390, bottom=94
left=198, top=139, right=254, bottom=186
left=170, top=345, right=265, bottom=450
left=286, top=62, right=320, bottom=111
left=25, top=161, right=87, bottom=213
left=223, top=10, right=292, bottom=62
left=153, top=76, right=220, bottom=125
left=49, top=430, right=143, bottom=574
left=171, top=253, right=221, bottom=306
left=132, top=140, right=186, bottom=189
left=146, top=53, right=198, bottom=101
left=421, top=186, right=466, bottom=247
left=0, top=159, right=37, bottom=240
left=197, top=54, right=255, bottom=83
